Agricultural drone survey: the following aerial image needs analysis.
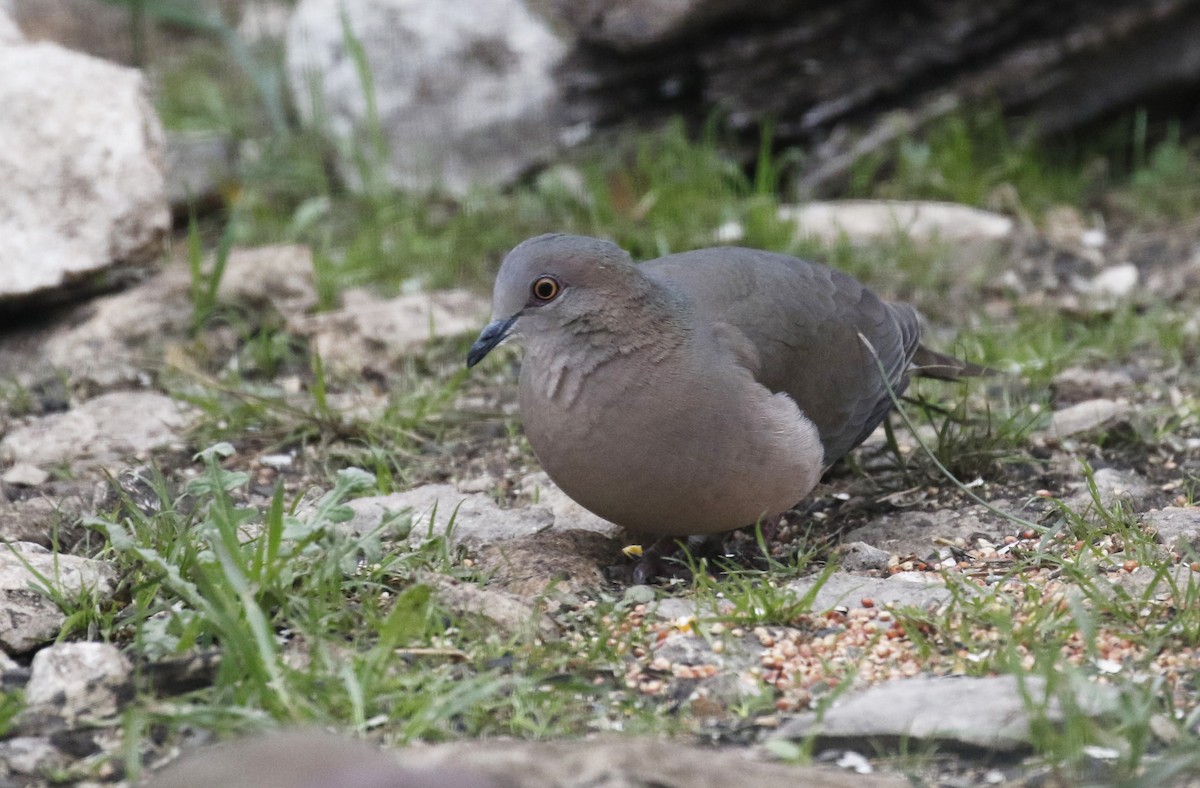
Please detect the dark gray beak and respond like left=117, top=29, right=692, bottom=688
left=466, top=315, right=518, bottom=368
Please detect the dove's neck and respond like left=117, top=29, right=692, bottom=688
left=526, top=282, right=691, bottom=409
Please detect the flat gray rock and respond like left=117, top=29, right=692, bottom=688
left=0, top=391, right=192, bottom=472
left=780, top=200, right=1014, bottom=250
left=837, top=541, right=891, bottom=572
left=519, top=472, right=622, bottom=537
left=1113, top=563, right=1200, bottom=600
left=1071, top=263, right=1139, bottom=306
left=290, top=288, right=489, bottom=375
left=1, top=463, right=49, bottom=487
left=1143, top=507, right=1200, bottom=558
left=144, top=730, right=503, bottom=788
left=648, top=595, right=700, bottom=621
left=399, top=735, right=908, bottom=787
left=216, top=244, right=319, bottom=318
left=416, top=571, right=558, bottom=638
left=40, top=268, right=192, bottom=388
left=1063, top=467, right=1156, bottom=514
left=1042, top=398, right=1133, bottom=439
left=0, top=542, right=116, bottom=653
left=40, top=244, right=316, bottom=388
left=343, top=484, right=555, bottom=549
left=147, top=729, right=909, bottom=788
left=344, top=478, right=629, bottom=551
left=841, top=504, right=1016, bottom=559
left=787, top=571, right=954, bottom=613
left=0, top=496, right=89, bottom=548
left=774, top=675, right=1119, bottom=753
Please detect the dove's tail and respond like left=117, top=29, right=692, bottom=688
left=910, top=345, right=998, bottom=381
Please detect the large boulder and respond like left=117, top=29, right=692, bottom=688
left=0, top=11, right=168, bottom=311
left=285, top=0, right=573, bottom=195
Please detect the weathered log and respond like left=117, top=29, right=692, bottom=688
left=554, top=0, right=1200, bottom=195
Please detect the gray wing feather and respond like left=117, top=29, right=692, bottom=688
left=644, top=247, right=922, bottom=465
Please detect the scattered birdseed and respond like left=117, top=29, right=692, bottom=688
left=607, top=522, right=1200, bottom=716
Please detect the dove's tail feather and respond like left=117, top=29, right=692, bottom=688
left=910, top=345, right=998, bottom=381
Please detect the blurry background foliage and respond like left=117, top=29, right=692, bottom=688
left=101, top=0, right=1200, bottom=300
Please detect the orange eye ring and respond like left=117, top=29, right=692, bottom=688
left=530, top=275, right=561, bottom=302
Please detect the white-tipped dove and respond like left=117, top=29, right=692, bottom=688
left=468, top=234, right=983, bottom=543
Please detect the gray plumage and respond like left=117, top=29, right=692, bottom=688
left=467, top=233, right=983, bottom=537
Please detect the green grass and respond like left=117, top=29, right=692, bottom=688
left=1117, top=122, right=1200, bottom=223
left=885, top=482, right=1200, bottom=781
left=213, top=118, right=804, bottom=295
left=851, top=104, right=1200, bottom=226
left=905, top=383, right=1045, bottom=481
left=162, top=340, right=471, bottom=489
left=64, top=445, right=676, bottom=781
left=0, top=691, right=23, bottom=739
left=852, top=106, right=1093, bottom=215
left=688, top=560, right=836, bottom=627
left=0, top=378, right=35, bottom=420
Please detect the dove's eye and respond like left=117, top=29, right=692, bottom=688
left=530, top=276, right=561, bottom=303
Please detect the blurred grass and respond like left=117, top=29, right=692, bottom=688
left=161, top=94, right=1200, bottom=310
left=139, top=0, right=1200, bottom=305
left=219, top=119, right=803, bottom=294
left=850, top=106, right=1093, bottom=214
